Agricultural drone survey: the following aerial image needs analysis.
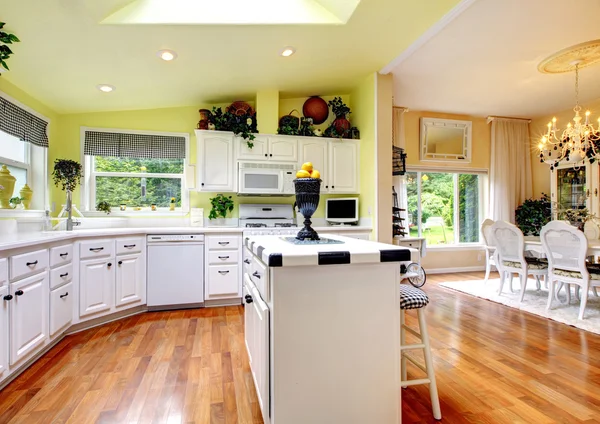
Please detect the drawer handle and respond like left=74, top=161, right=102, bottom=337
left=3, top=295, right=13, bottom=301
left=218, top=256, right=230, bottom=259
left=218, top=241, right=230, bottom=246
left=60, top=272, right=69, bottom=278
left=244, top=259, right=250, bottom=264
left=26, top=260, right=38, bottom=266
left=218, top=270, right=230, bottom=275
left=60, top=292, right=69, bottom=299
left=59, top=252, right=69, bottom=258
left=15, top=290, right=24, bottom=296
left=89, top=247, right=104, bottom=252
left=124, top=244, right=136, bottom=248
left=252, top=271, right=261, bottom=279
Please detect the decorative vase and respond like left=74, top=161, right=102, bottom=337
left=0, top=165, right=16, bottom=209
left=294, top=178, right=322, bottom=241
left=170, top=203, right=175, bottom=211
left=197, top=108, right=211, bottom=130
left=333, top=116, right=351, bottom=137
left=19, top=184, right=33, bottom=210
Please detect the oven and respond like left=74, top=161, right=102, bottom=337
left=238, top=161, right=295, bottom=196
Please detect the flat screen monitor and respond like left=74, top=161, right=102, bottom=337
left=325, top=198, right=359, bottom=224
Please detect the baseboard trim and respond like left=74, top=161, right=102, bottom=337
left=205, top=298, right=242, bottom=307
left=426, top=265, right=488, bottom=274
left=66, top=306, right=148, bottom=335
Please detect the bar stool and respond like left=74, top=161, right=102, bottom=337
left=400, top=284, right=441, bottom=420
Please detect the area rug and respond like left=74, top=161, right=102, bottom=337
left=439, top=278, right=600, bottom=335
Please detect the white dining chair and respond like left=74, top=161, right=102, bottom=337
left=541, top=221, right=600, bottom=320
left=480, top=219, right=496, bottom=283
left=491, top=221, right=547, bottom=302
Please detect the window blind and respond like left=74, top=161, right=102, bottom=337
left=84, top=131, right=186, bottom=159
left=0, top=97, right=49, bottom=147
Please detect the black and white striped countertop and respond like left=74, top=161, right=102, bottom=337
left=245, top=234, right=415, bottom=267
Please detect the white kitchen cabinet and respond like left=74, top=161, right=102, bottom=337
left=205, top=234, right=242, bottom=302
left=0, top=286, right=8, bottom=380
left=238, top=136, right=297, bottom=162
left=250, top=287, right=270, bottom=419
left=237, top=136, right=268, bottom=160
left=115, top=253, right=144, bottom=308
left=0, top=258, right=8, bottom=287
left=329, top=140, right=359, bottom=193
left=79, top=258, right=114, bottom=318
left=299, top=139, right=329, bottom=189
left=196, top=130, right=235, bottom=192
left=10, top=271, right=49, bottom=365
left=50, top=282, right=73, bottom=337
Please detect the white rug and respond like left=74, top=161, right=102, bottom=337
left=439, top=278, right=600, bottom=335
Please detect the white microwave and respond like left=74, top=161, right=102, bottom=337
left=238, top=161, right=296, bottom=196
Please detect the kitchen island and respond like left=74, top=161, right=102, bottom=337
left=243, top=234, right=416, bottom=424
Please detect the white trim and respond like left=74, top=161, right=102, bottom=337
left=406, top=165, right=488, bottom=175
left=379, top=0, right=479, bottom=74
left=426, top=265, right=486, bottom=275
left=83, top=210, right=189, bottom=218
left=427, top=244, right=485, bottom=252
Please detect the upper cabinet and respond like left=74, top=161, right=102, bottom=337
left=299, top=139, right=329, bottom=189
left=329, top=140, right=359, bottom=193
left=196, top=131, right=236, bottom=192
left=238, top=136, right=297, bottom=162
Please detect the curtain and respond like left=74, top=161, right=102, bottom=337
left=392, top=107, right=407, bottom=149
left=0, top=96, right=49, bottom=147
left=84, top=131, right=186, bottom=159
left=489, top=119, right=532, bottom=222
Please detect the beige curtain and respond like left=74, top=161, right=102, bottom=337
left=392, top=107, right=407, bottom=148
left=489, top=119, right=532, bottom=222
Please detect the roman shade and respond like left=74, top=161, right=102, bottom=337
left=0, top=96, right=49, bottom=147
left=84, top=130, right=186, bottom=159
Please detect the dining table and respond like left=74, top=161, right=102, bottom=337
left=524, top=235, right=600, bottom=257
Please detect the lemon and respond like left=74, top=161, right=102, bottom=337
left=296, top=170, right=311, bottom=178
left=311, top=170, right=321, bottom=179
left=301, top=162, right=313, bottom=172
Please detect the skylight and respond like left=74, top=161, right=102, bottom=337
left=102, top=0, right=361, bottom=25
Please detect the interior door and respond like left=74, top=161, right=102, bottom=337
left=115, top=253, right=144, bottom=308
left=0, top=286, right=8, bottom=378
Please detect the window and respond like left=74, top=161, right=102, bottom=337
left=82, top=128, right=189, bottom=211
left=406, top=170, right=484, bottom=246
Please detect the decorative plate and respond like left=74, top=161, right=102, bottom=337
left=227, top=101, right=254, bottom=116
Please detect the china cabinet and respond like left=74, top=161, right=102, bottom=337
left=550, top=163, right=599, bottom=216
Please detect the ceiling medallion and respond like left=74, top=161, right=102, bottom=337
left=538, top=39, right=600, bottom=74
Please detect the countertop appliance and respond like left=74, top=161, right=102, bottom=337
left=238, top=161, right=296, bottom=196
left=147, top=234, right=204, bottom=310
left=325, top=197, right=359, bottom=224
left=239, top=204, right=298, bottom=236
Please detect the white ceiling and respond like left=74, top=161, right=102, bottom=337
left=388, top=0, right=600, bottom=119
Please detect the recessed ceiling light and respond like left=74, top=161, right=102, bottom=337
left=280, top=46, right=296, bottom=57
left=157, top=49, right=178, bottom=61
left=97, top=84, right=115, bottom=93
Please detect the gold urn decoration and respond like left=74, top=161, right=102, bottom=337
left=0, top=165, right=16, bottom=209
left=19, top=184, right=33, bottom=210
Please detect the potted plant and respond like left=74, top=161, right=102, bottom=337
left=0, top=22, right=20, bottom=72
left=208, top=194, right=235, bottom=226
left=328, top=97, right=352, bottom=138
left=52, top=159, right=82, bottom=231
left=96, top=201, right=111, bottom=215
left=9, top=196, right=21, bottom=209
left=209, top=107, right=257, bottom=149
left=515, top=194, right=552, bottom=236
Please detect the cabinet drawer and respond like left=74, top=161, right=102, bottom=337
left=208, top=236, right=240, bottom=250
left=207, top=265, right=240, bottom=296
left=397, top=241, right=420, bottom=249
left=10, top=249, right=48, bottom=281
left=208, top=250, right=239, bottom=265
left=50, top=244, right=73, bottom=268
left=0, top=258, right=7, bottom=287
left=50, top=262, right=73, bottom=290
left=250, top=257, right=268, bottom=301
left=116, top=238, right=143, bottom=255
left=79, top=239, right=115, bottom=259
left=50, top=282, right=73, bottom=337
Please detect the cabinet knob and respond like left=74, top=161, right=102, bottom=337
left=264, top=154, right=268, bottom=157
left=118, top=261, right=123, bottom=265
left=245, top=295, right=253, bottom=304
left=15, top=290, right=24, bottom=296
left=201, top=183, right=205, bottom=186
left=326, top=185, right=329, bottom=189
left=332, top=186, right=335, bottom=189
left=252, top=271, right=261, bottom=279
left=107, top=263, right=112, bottom=267
left=59, top=253, right=69, bottom=258
left=270, top=154, right=273, bottom=157
left=3, top=295, right=13, bottom=301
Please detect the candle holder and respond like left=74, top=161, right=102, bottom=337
left=294, top=178, right=322, bottom=241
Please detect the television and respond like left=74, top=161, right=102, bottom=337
left=325, top=198, right=359, bottom=225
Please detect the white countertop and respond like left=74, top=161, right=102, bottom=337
left=245, top=234, right=414, bottom=267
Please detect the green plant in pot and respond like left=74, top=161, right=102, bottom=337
left=515, top=193, right=552, bottom=236
left=9, top=196, right=21, bottom=209
left=209, top=194, right=235, bottom=225
left=327, top=97, right=352, bottom=138
left=208, top=107, right=257, bottom=149
left=52, top=159, right=82, bottom=231
left=96, top=201, right=111, bottom=215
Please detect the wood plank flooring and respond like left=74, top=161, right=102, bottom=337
left=1, top=272, right=600, bottom=423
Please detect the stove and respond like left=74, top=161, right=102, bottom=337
left=239, top=204, right=298, bottom=236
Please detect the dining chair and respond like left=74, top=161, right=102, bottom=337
left=480, top=219, right=496, bottom=283
left=491, top=221, right=547, bottom=302
left=541, top=221, right=600, bottom=320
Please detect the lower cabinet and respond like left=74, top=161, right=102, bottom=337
left=205, top=235, right=242, bottom=302
left=115, top=253, right=144, bottom=308
left=207, top=265, right=240, bottom=296
left=79, top=258, right=114, bottom=318
left=0, top=286, right=8, bottom=381
left=10, top=271, right=49, bottom=365
left=50, top=282, right=73, bottom=337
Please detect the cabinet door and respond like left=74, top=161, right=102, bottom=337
left=10, top=272, right=49, bottom=365
left=243, top=275, right=254, bottom=364
left=198, top=133, right=235, bottom=192
left=50, top=282, right=73, bottom=337
left=238, top=136, right=268, bottom=161
left=299, top=139, right=329, bottom=190
left=251, top=287, right=270, bottom=420
left=206, top=265, right=240, bottom=297
left=0, top=286, right=8, bottom=379
left=0, top=257, right=8, bottom=287
left=80, top=259, right=114, bottom=318
left=269, top=137, right=298, bottom=162
left=115, top=254, right=145, bottom=308
left=329, top=141, right=359, bottom=193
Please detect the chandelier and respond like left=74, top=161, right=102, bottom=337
left=537, top=40, right=600, bottom=170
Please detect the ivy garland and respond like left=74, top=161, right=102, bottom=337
left=0, top=22, right=20, bottom=72
left=208, top=107, right=258, bottom=149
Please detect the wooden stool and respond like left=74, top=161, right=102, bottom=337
left=400, top=284, right=441, bottom=420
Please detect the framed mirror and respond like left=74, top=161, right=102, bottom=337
left=420, top=118, right=472, bottom=163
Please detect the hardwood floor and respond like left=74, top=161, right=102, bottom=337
left=2, top=272, right=600, bottom=423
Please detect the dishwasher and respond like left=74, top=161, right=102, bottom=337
left=147, top=234, right=205, bottom=310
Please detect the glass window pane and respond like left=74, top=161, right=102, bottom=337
left=458, top=174, right=480, bottom=243
left=94, top=157, right=184, bottom=174
left=95, top=176, right=181, bottom=207
left=6, top=165, right=27, bottom=196
left=421, top=172, right=454, bottom=246
left=406, top=172, right=419, bottom=238
left=0, top=131, right=26, bottom=163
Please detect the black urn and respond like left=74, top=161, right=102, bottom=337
left=294, top=178, right=322, bottom=241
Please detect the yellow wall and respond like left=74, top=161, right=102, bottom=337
left=256, top=90, right=280, bottom=134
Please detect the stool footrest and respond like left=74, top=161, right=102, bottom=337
left=402, top=354, right=427, bottom=373
left=400, top=343, right=426, bottom=350
left=401, top=325, right=422, bottom=338
left=400, top=378, right=431, bottom=387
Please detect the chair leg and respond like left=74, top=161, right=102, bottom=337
left=498, top=271, right=505, bottom=295
left=484, top=254, right=491, bottom=284
left=535, top=275, right=541, bottom=291
left=593, top=287, right=599, bottom=298
left=508, top=273, right=514, bottom=293
left=400, top=310, right=407, bottom=388
left=544, top=274, right=548, bottom=290
left=519, top=273, right=528, bottom=302
left=579, top=285, right=589, bottom=320
left=547, top=279, right=555, bottom=311
left=417, top=308, right=442, bottom=420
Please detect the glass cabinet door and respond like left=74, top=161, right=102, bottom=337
left=556, top=166, right=587, bottom=210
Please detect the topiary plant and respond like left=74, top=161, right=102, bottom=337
left=515, top=193, right=552, bottom=236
